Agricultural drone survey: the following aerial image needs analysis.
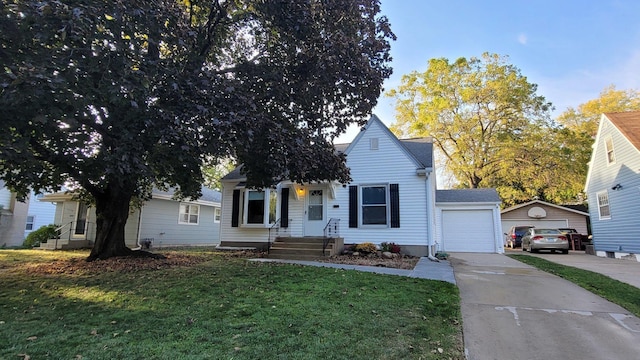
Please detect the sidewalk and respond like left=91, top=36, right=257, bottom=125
left=524, top=250, right=640, bottom=289
left=250, top=257, right=457, bottom=284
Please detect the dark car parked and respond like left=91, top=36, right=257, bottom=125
left=504, top=225, right=534, bottom=249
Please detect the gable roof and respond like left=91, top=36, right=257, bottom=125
left=436, top=189, right=501, bottom=204
left=343, top=115, right=433, bottom=169
left=604, top=111, right=640, bottom=151
left=501, top=199, right=589, bottom=216
left=223, top=115, right=433, bottom=182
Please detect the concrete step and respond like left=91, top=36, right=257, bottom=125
left=266, top=253, right=327, bottom=261
left=274, top=237, right=329, bottom=244
left=271, top=242, right=331, bottom=250
left=269, top=247, right=329, bottom=256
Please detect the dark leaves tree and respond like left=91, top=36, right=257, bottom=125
left=0, top=0, right=394, bottom=260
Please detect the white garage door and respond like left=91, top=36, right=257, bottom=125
left=501, top=219, right=568, bottom=234
left=442, top=210, right=496, bottom=252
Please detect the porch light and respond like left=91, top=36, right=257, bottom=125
left=296, top=187, right=304, bottom=196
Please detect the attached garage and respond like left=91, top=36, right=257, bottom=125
left=436, top=189, right=503, bottom=253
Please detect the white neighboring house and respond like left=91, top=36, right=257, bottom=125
left=39, top=187, right=222, bottom=250
left=219, top=115, right=504, bottom=256
left=24, top=191, right=57, bottom=239
left=0, top=181, right=56, bottom=247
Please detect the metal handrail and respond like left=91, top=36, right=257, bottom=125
left=51, top=221, right=95, bottom=249
left=267, top=218, right=281, bottom=254
left=323, top=218, right=340, bottom=256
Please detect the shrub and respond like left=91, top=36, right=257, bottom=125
left=380, top=242, right=401, bottom=253
left=354, top=242, right=377, bottom=254
left=23, top=224, right=59, bottom=248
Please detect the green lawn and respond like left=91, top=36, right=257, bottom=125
left=0, top=249, right=464, bottom=359
left=509, top=254, right=640, bottom=317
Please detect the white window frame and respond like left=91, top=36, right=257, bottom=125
left=242, top=188, right=278, bottom=227
left=25, top=215, right=35, bottom=231
left=179, top=203, right=200, bottom=225
left=359, top=184, right=389, bottom=227
left=214, top=207, right=221, bottom=223
left=605, top=135, right=615, bottom=165
left=596, top=190, right=611, bottom=220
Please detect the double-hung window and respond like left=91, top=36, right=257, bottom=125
left=214, top=207, right=221, bottom=223
left=179, top=203, right=199, bottom=224
left=361, top=185, right=388, bottom=225
left=605, top=136, right=615, bottom=164
left=25, top=215, right=35, bottom=231
left=243, top=189, right=277, bottom=226
left=596, top=191, right=611, bottom=219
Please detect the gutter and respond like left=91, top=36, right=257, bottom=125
left=421, top=167, right=439, bottom=262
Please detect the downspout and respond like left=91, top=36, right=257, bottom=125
left=135, top=205, right=144, bottom=248
left=423, top=168, right=439, bottom=262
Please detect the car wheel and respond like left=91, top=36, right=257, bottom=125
left=531, top=248, right=539, bottom=253
left=562, top=249, right=569, bottom=254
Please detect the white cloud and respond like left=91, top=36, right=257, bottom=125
left=518, top=33, right=528, bottom=45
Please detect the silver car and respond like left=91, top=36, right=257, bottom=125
left=522, top=228, right=569, bottom=254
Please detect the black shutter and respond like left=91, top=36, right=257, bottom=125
left=390, top=183, right=400, bottom=228
left=280, top=188, right=289, bottom=228
left=231, top=189, right=240, bottom=227
left=349, top=185, right=358, bottom=228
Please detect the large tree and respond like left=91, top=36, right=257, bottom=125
left=388, top=53, right=552, bottom=190
left=0, top=0, right=394, bottom=260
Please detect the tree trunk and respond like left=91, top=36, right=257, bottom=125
left=87, top=185, right=135, bottom=261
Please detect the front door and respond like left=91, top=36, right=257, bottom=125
left=304, top=188, right=326, bottom=236
left=74, top=202, right=89, bottom=237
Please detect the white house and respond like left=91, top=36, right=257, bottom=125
left=0, top=182, right=56, bottom=248
left=584, top=111, right=640, bottom=261
left=219, top=115, right=503, bottom=256
left=39, top=187, right=222, bottom=249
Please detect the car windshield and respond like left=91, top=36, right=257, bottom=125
left=536, top=229, right=561, bottom=235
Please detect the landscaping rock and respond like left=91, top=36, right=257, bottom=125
left=382, top=251, right=393, bottom=259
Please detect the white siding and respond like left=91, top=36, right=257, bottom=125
left=334, top=120, right=429, bottom=247
left=24, top=192, right=56, bottom=238
left=138, top=198, right=219, bottom=247
left=586, top=116, right=640, bottom=253
left=219, top=184, right=306, bottom=244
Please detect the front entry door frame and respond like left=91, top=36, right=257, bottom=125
left=303, top=186, right=327, bottom=236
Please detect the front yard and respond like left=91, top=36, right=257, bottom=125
left=0, top=248, right=464, bottom=359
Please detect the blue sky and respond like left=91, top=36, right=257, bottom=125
left=336, top=0, right=640, bottom=143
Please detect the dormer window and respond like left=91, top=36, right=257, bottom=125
left=605, top=136, right=615, bottom=164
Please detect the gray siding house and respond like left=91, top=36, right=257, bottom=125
left=584, top=111, right=640, bottom=261
left=40, top=187, right=221, bottom=249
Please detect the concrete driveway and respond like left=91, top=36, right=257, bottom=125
left=450, top=253, right=640, bottom=360
left=519, top=250, right=640, bottom=289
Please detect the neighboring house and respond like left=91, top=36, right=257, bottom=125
left=0, top=181, right=30, bottom=247
left=436, top=189, right=503, bottom=253
left=0, top=181, right=55, bottom=247
left=219, top=115, right=504, bottom=256
left=24, top=191, right=57, bottom=239
left=501, top=200, right=590, bottom=236
left=39, top=187, right=222, bottom=249
left=584, top=111, right=640, bottom=261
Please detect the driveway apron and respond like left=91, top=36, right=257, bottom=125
left=451, top=253, right=640, bottom=360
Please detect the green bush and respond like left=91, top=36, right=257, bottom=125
left=354, top=242, right=377, bottom=254
left=23, top=224, right=59, bottom=248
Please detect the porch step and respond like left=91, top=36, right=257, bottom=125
left=267, top=236, right=340, bottom=259
left=37, top=239, right=92, bottom=250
